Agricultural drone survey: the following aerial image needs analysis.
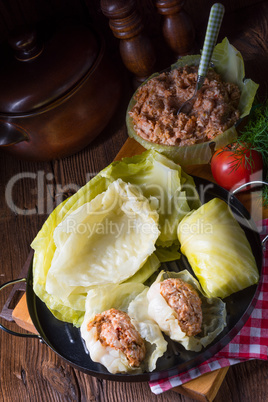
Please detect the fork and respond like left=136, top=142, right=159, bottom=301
left=177, top=3, right=225, bottom=115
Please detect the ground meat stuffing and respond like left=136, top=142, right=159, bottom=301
left=160, top=278, right=202, bottom=337
left=87, top=308, right=146, bottom=367
left=129, top=65, right=241, bottom=146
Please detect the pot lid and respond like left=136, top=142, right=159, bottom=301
left=0, top=24, right=99, bottom=115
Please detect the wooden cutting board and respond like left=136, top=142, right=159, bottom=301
left=11, top=138, right=231, bottom=402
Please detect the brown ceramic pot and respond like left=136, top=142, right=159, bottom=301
left=0, top=23, right=122, bottom=161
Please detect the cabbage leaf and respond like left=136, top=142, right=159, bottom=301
left=45, top=179, right=159, bottom=297
left=101, top=150, right=201, bottom=245
left=177, top=198, right=259, bottom=298
left=124, top=252, right=161, bottom=284
left=211, top=37, right=258, bottom=118
left=31, top=150, right=199, bottom=326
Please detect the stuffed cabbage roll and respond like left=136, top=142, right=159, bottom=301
left=177, top=198, right=259, bottom=298
left=80, top=283, right=167, bottom=373
left=147, top=270, right=226, bottom=352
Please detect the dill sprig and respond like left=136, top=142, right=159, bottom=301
left=238, top=100, right=268, bottom=165
left=238, top=99, right=268, bottom=207
left=223, top=143, right=260, bottom=173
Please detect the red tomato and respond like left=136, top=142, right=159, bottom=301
left=211, top=144, right=263, bottom=191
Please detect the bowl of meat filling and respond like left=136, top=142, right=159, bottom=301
left=126, top=38, right=259, bottom=166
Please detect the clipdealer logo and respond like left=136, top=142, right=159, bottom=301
left=3, top=169, right=263, bottom=232
left=4, top=170, right=96, bottom=216
left=4, top=170, right=203, bottom=217
left=63, top=217, right=160, bottom=239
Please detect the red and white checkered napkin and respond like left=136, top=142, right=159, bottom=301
left=149, top=219, right=268, bottom=394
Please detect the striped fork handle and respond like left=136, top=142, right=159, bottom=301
left=197, top=3, right=225, bottom=88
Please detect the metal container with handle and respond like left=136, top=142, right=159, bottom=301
left=0, top=178, right=267, bottom=382
left=0, top=24, right=122, bottom=161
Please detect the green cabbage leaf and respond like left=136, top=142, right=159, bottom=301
left=101, top=150, right=201, bottom=245
left=31, top=150, right=200, bottom=326
left=177, top=198, right=259, bottom=298
left=45, top=179, right=160, bottom=298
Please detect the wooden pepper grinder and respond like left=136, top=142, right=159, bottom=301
left=155, top=0, right=195, bottom=57
left=100, top=0, right=156, bottom=84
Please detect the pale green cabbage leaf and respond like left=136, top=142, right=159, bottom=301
left=126, top=38, right=259, bottom=165
left=154, top=243, right=181, bottom=263
left=124, top=253, right=161, bottom=284
left=31, top=150, right=199, bottom=326
left=31, top=173, right=111, bottom=317
left=177, top=198, right=259, bottom=298
left=45, top=179, right=160, bottom=298
left=101, top=150, right=201, bottom=245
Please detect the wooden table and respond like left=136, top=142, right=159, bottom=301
left=1, top=2, right=268, bottom=401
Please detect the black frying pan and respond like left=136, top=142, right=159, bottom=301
left=0, top=177, right=266, bottom=382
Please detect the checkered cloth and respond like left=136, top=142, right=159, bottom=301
left=149, top=219, right=268, bottom=394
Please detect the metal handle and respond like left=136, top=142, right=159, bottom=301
left=231, top=180, right=268, bottom=246
left=198, top=3, right=225, bottom=81
left=0, top=278, right=41, bottom=339
left=0, top=120, right=28, bottom=147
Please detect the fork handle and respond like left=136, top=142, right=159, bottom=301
left=198, top=3, right=225, bottom=81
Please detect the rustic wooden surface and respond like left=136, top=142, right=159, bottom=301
left=0, top=1, right=268, bottom=401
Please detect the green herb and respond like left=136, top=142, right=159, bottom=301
left=238, top=100, right=268, bottom=165
left=223, top=143, right=260, bottom=173
left=238, top=99, right=268, bottom=207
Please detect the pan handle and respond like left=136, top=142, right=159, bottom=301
left=0, top=278, right=41, bottom=339
left=231, top=180, right=268, bottom=246
left=231, top=180, right=268, bottom=195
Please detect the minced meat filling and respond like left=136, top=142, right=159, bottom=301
left=129, top=65, right=241, bottom=146
left=87, top=308, right=146, bottom=367
left=160, top=278, right=202, bottom=337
